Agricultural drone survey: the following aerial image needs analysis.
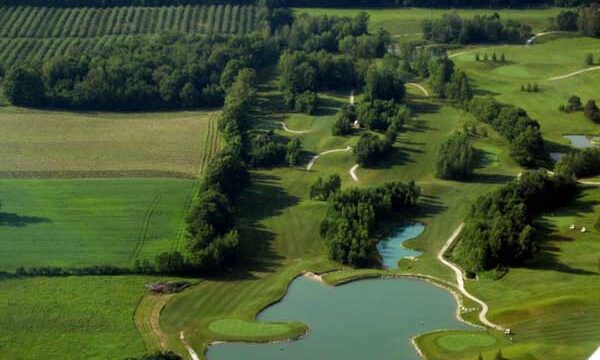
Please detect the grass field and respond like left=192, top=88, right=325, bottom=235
left=0, top=178, right=196, bottom=271
left=451, top=36, right=600, bottom=150
left=0, top=107, right=219, bottom=177
left=0, top=5, right=267, bottom=68
left=0, top=275, right=168, bottom=360
left=295, top=7, right=563, bottom=38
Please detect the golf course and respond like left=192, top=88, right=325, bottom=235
left=0, top=2, right=599, bottom=360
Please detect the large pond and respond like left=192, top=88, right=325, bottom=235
left=207, top=277, right=471, bottom=360
left=377, top=223, right=425, bottom=269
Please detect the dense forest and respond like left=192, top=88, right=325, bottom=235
left=4, top=34, right=279, bottom=110
left=422, top=12, right=532, bottom=44
left=320, top=181, right=421, bottom=267
left=549, top=4, right=600, bottom=37
left=455, top=171, right=576, bottom=273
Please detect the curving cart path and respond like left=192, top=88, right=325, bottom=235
left=349, top=164, right=359, bottom=182
left=278, top=121, right=309, bottom=134
left=549, top=66, right=600, bottom=81
left=406, top=83, right=430, bottom=96
left=180, top=332, right=201, bottom=360
left=307, top=146, right=352, bottom=171
left=438, top=223, right=505, bottom=331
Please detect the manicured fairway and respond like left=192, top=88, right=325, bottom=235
left=0, top=275, right=157, bottom=360
left=0, top=178, right=195, bottom=271
left=0, top=107, right=218, bottom=177
left=452, top=37, right=600, bottom=148
left=295, top=7, right=563, bottom=37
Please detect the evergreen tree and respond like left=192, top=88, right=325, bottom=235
left=500, top=53, right=506, bottom=62
left=491, top=52, right=497, bottom=62
left=586, top=53, right=594, bottom=66
left=483, top=53, right=489, bottom=61
left=475, top=53, right=480, bottom=61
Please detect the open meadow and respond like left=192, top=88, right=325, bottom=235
left=0, top=107, right=219, bottom=177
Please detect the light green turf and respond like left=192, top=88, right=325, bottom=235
left=0, top=275, right=168, bottom=360
left=208, top=319, right=307, bottom=340
left=0, top=107, right=218, bottom=176
left=452, top=36, right=600, bottom=151
left=0, top=178, right=195, bottom=271
left=436, top=332, right=498, bottom=351
left=295, top=7, right=564, bottom=37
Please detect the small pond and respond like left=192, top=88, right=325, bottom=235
left=377, top=223, right=425, bottom=269
left=207, top=277, right=471, bottom=360
left=564, top=135, right=600, bottom=149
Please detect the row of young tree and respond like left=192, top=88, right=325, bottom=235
left=4, top=33, right=279, bottom=110
left=422, top=12, right=532, bottom=44
left=2, top=0, right=593, bottom=7
left=455, top=170, right=577, bottom=273
left=319, top=181, right=421, bottom=267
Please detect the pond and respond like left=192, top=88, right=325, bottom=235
left=377, top=223, right=425, bottom=269
left=564, top=135, right=600, bottom=149
left=207, top=277, right=471, bottom=360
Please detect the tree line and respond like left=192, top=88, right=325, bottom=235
left=423, top=12, right=532, bottom=44
left=319, top=181, right=421, bottom=267
left=549, top=4, right=600, bottom=37
left=3, top=33, right=278, bottom=110
left=455, top=170, right=576, bottom=273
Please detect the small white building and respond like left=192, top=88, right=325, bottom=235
left=581, top=227, right=587, bottom=233
left=570, top=224, right=576, bottom=230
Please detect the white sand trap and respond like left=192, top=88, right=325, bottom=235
left=589, top=347, right=600, bottom=360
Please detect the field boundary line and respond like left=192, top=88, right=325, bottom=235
left=438, top=223, right=505, bottom=331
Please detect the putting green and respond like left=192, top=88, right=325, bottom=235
left=436, top=332, right=497, bottom=352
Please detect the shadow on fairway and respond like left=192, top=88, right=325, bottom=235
left=524, top=200, right=599, bottom=276
left=235, top=172, right=300, bottom=275
left=0, top=212, right=51, bottom=227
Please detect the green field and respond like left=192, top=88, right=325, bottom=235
left=295, top=7, right=563, bottom=38
left=0, top=275, right=167, bottom=360
left=0, top=5, right=268, bottom=68
left=452, top=36, right=600, bottom=149
left=0, top=178, right=196, bottom=271
left=0, top=107, right=219, bottom=177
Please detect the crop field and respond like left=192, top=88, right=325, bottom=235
left=0, top=107, right=219, bottom=177
left=0, top=5, right=267, bottom=38
left=0, top=178, right=196, bottom=271
left=0, top=4, right=267, bottom=68
left=452, top=37, right=600, bottom=149
left=296, top=7, right=563, bottom=38
left=0, top=275, right=173, bottom=360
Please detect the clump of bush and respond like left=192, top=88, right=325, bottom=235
left=436, top=132, right=477, bottom=180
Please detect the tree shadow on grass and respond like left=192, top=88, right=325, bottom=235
left=470, top=172, right=516, bottom=184
left=521, top=194, right=599, bottom=276
left=408, top=101, right=441, bottom=116
left=232, top=172, right=300, bottom=276
left=411, top=194, right=448, bottom=219
left=0, top=213, right=51, bottom=227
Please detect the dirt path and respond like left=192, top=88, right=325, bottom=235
left=306, top=146, right=352, bottom=171
left=526, top=30, right=564, bottom=45
left=549, top=66, right=600, bottom=81
left=406, top=83, right=429, bottom=97
left=448, top=51, right=471, bottom=59
left=438, top=224, right=505, bottom=331
left=349, top=164, right=359, bottom=182
left=180, top=331, right=201, bottom=360
left=278, top=121, right=309, bottom=134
